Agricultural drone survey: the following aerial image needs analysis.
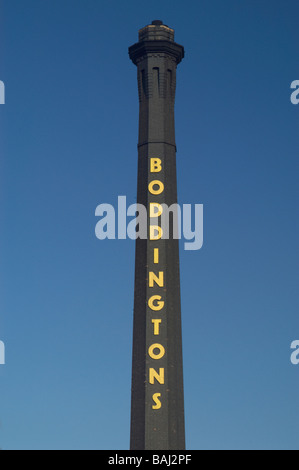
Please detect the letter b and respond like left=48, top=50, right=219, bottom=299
left=150, top=158, right=162, bottom=173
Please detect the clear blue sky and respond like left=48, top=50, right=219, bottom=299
left=0, top=0, right=298, bottom=450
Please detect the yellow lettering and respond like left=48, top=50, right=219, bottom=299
left=148, top=343, right=165, bottom=360
left=152, top=319, right=162, bottom=335
left=150, top=202, right=163, bottom=218
left=152, top=393, right=162, bottom=410
left=149, top=368, right=165, bottom=385
left=150, top=225, right=163, bottom=240
left=148, top=295, right=165, bottom=311
left=154, top=248, right=159, bottom=264
left=148, top=180, right=164, bottom=196
left=150, top=158, right=162, bottom=173
left=149, top=271, right=164, bottom=288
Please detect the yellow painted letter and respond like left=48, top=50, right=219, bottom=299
left=150, top=202, right=163, bottom=218
left=152, top=319, right=162, bottom=335
left=154, top=248, right=159, bottom=264
left=150, top=226, right=163, bottom=240
left=149, top=271, right=164, bottom=288
left=148, top=343, right=165, bottom=360
left=148, top=180, right=164, bottom=196
left=149, top=368, right=165, bottom=385
left=150, top=158, right=162, bottom=173
left=148, top=295, right=164, bottom=311
left=152, top=393, right=162, bottom=410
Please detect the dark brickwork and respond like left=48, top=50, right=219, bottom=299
left=129, top=21, right=185, bottom=450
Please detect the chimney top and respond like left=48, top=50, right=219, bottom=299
left=138, top=21, right=175, bottom=43
left=129, top=21, right=185, bottom=65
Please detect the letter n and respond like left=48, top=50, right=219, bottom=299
left=149, top=271, right=164, bottom=288
left=149, top=368, right=165, bottom=385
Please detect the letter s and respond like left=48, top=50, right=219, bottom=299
left=152, top=393, right=162, bottom=410
left=290, top=340, right=299, bottom=365
left=290, top=81, right=299, bottom=105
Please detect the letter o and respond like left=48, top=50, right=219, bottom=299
left=149, top=343, right=165, bottom=360
left=148, top=180, right=164, bottom=195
